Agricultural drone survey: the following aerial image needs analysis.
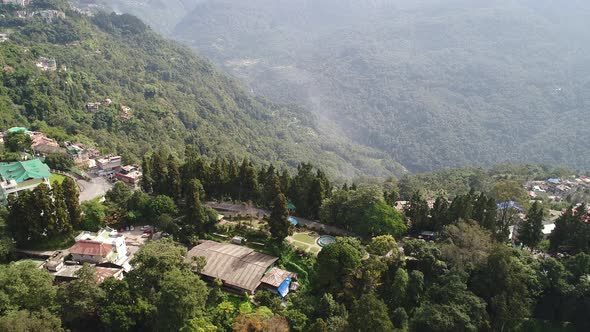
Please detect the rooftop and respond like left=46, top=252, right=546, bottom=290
left=69, top=240, right=114, bottom=257
left=260, top=267, right=297, bottom=288
left=186, top=241, right=278, bottom=293
left=0, top=159, right=51, bottom=184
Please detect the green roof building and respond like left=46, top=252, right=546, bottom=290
left=0, top=159, right=52, bottom=204
left=6, top=127, right=28, bottom=134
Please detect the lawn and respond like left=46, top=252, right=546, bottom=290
left=293, top=233, right=318, bottom=245
left=49, top=173, right=67, bottom=185
left=289, top=232, right=323, bottom=255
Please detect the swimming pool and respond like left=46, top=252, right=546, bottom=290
left=288, top=217, right=298, bottom=226
left=317, top=235, right=336, bottom=247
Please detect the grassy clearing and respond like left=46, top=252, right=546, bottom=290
left=293, top=232, right=318, bottom=245
left=49, top=173, right=67, bottom=185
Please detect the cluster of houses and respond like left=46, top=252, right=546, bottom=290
left=86, top=100, right=134, bottom=121
left=1, top=0, right=29, bottom=6
left=526, top=176, right=590, bottom=201
left=1, top=0, right=66, bottom=22
left=18, top=227, right=135, bottom=283
left=17, top=229, right=299, bottom=297
left=0, top=126, right=143, bottom=203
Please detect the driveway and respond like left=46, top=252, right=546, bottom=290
left=78, top=176, right=113, bottom=202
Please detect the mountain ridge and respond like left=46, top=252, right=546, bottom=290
left=0, top=3, right=407, bottom=179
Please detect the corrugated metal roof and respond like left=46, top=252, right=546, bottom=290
left=186, top=241, right=278, bottom=293
left=260, top=267, right=296, bottom=288
left=69, top=240, right=113, bottom=257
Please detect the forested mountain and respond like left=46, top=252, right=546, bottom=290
left=100, top=0, right=590, bottom=172
left=0, top=1, right=407, bottom=178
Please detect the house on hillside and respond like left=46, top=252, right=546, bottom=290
left=30, top=132, right=64, bottom=155
left=36, top=57, right=57, bottom=71
left=115, top=165, right=142, bottom=185
left=86, top=102, right=101, bottom=113
left=96, top=156, right=122, bottom=172
left=0, top=33, right=9, bottom=42
left=186, top=241, right=291, bottom=295
left=75, top=227, right=128, bottom=264
left=0, top=159, right=51, bottom=204
left=68, top=240, right=116, bottom=264
left=260, top=267, right=299, bottom=298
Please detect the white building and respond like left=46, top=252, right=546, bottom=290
left=74, top=227, right=128, bottom=263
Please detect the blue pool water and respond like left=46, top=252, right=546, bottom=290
left=288, top=217, right=298, bottom=226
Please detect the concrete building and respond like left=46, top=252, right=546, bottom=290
left=75, top=228, right=128, bottom=263
left=97, top=156, right=122, bottom=172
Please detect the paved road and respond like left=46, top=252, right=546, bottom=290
left=78, top=176, right=113, bottom=202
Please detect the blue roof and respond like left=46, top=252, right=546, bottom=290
left=277, top=277, right=291, bottom=298
left=497, top=201, right=524, bottom=212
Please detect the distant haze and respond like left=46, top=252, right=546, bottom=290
left=101, top=0, right=590, bottom=172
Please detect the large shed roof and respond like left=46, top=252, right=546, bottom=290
left=0, top=159, right=51, bottom=183
left=186, top=241, right=278, bottom=293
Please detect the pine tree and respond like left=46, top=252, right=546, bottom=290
left=141, top=155, right=153, bottom=193
left=151, top=150, right=168, bottom=195
left=519, top=201, right=544, bottom=249
left=269, top=192, right=291, bottom=243
left=239, top=158, right=258, bottom=202
left=32, top=183, right=55, bottom=240
left=166, top=154, right=182, bottom=201
left=307, top=178, right=324, bottom=220
left=406, top=191, right=430, bottom=231
left=52, top=181, right=73, bottom=236
left=263, top=172, right=281, bottom=208
left=430, top=196, right=449, bottom=231
left=279, top=169, right=291, bottom=195
left=7, top=191, right=34, bottom=245
left=62, top=177, right=82, bottom=229
left=184, top=179, right=208, bottom=237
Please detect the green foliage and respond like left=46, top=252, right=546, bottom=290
left=0, top=262, right=57, bottom=314
left=81, top=199, right=107, bottom=231
left=3, top=131, right=31, bottom=152
left=316, top=241, right=361, bottom=294
left=0, top=309, right=65, bottom=332
left=57, top=264, right=105, bottom=325
left=348, top=293, right=394, bottom=332
left=268, top=192, right=291, bottom=243
left=7, top=182, right=77, bottom=246
left=105, top=181, right=133, bottom=208
left=550, top=204, right=590, bottom=254
left=156, top=268, right=210, bottom=332
left=367, top=235, right=399, bottom=256
left=321, top=185, right=405, bottom=237
left=520, top=201, right=545, bottom=249
left=44, top=153, right=73, bottom=171
left=0, top=7, right=406, bottom=180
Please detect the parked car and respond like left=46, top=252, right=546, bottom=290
left=143, top=229, right=153, bottom=235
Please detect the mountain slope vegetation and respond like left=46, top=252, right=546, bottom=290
left=103, top=0, right=590, bottom=172
left=0, top=1, right=406, bottom=178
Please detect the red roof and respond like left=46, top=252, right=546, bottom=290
left=95, top=267, right=123, bottom=284
left=69, top=240, right=113, bottom=257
